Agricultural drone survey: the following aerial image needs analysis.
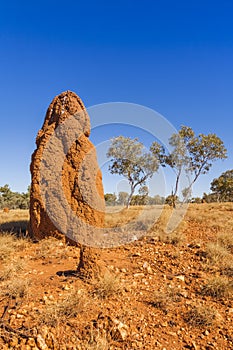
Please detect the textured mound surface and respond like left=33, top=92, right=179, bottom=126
left=29, top=91, right=105, bottom=244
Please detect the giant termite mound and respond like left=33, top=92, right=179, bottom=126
left=29, top=90, right=105, bottom=249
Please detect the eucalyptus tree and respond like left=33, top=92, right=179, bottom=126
left=107, top=136, right=161, bottom=208
left=210, top=169, right=233, bottom=202
left=161, top=126, right=227, bottom=205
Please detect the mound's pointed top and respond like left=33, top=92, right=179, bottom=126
left=41, top=90, right=90, bottom=137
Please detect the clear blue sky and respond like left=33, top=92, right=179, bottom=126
left=0, top=0, right=232, bottom=197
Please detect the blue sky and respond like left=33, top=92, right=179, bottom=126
left=0, top=0, right=232, bottom=197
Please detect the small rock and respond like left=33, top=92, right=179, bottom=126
left=179, top=291, right=188, bottom=298
left=36, top=334, right=48, bottom=350
left=20, top=345, right=31, bottom=350
left=112, top=319, right=128, bottom=341
left=191, top=341, right=199, bottom=350
left=9, top=337, right=18, bottom=347
left=147, top=265, right=153, bottom=274
left=45, top=332, right=56, bottom=348
left=63, top=284, right=70, bottom=290
left=132, top=252, right=141, bottom=257
left=134, top=273, right=144, bottom=277
left=27, top=338, right=36, bottom=347
left=176, top=275, right=185, bottom=282
left=168, top=331, right=177, bottom=336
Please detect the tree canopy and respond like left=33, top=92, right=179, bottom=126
left=210, top=170, right=233, bottom=202
left=107, top=136, right=160, bottom=207
left=162, top=126, right=227, bottom=205
left=0, top=185, right=30, bottom=209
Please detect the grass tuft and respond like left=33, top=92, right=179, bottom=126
left=201, top=276, right=233, bottom=298
left=40, top=289, right=86, bottom=326
left=184, top=305, right=217, bottom=327
left=93, top=272, right=122, bottom=299
left=205, top=242, right=230, bottom=264
left=3, top=278, right=30, bottom=299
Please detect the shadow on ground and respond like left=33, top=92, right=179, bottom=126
left=56, top=270, right=79, bottom=277
left=0, top=220, right=29, bottom=235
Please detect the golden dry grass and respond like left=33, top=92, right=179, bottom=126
left=93, top=271, right=122, bottom=299
left=39, top=288, right=87, bottom=326
left=0, top=209, right=29, bottom=233
left=0, top=233, right=29, bottom=262
left=201, top=276, right=233, bottom=298
left=184, top=305, right=217, bottom=327
left=0, top=203, right=233, bottom=240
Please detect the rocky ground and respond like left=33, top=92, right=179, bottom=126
left=0, top=203, right=233, bottom=349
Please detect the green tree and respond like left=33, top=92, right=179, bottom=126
left=191, top=197, right=203, bottom=204
left=210, top=170, right=233, bottom=202
left=107, top=136, right=160, bottom=208
left=187, top=133, right=227, bottom=189
left=138, top=185, right=149, bottom=204
left=130, top=186, right=149, bottom=206
left=164, top=126, right=227, bottom=204
left=0, top=184, right=14, bottom=208
left=152, top=195, right=165, bottom=205
left=0, top=184, right=30, bottom=209
left=164, top=126, right=194, bottom=202
left=165, top=194, right=179, bottom=207
left=104, top=193, right=117, bottom=206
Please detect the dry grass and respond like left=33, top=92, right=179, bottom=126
left=0, top=209, right=29, bottom=233
left=0, top=233, right=29, bottom=262
left=217, top=232, right=233, bottom=250
left=34, top=236, right=67, bottom=260
left=204, top=241, right=233, bottom=277
left=184, top=305, right=217, bottom=327
left=104, top=203, right=187, bottom=244
left=2, top=277, right=30, bottom=299
left=40, top=288, right=86, bottom=326
left=150, top=286, right=181, bottom=312
left=187, top=203, right=233, bottom=232
left=0, top=209, right=29, bottom=223
left=104, top=206, right=142, bottom=228
left=220, top=259, right=233, bottom=277
left=104, top=205, right=161, bottom=232
left=201, top=276, right=233, bottom=298
left=205, top=242, right=230, bottom=265
left=81, top=328, right=110, bottom=350
left=156, top=231, right=184, bottom=246
left=93, top=272, right=122, bottom=299
left=0, top=257, right=25, bottom=281
left=150, top=290, right=169, bottom=311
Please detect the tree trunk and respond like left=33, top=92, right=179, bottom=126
left=173, top=171, right=181, bottom=198
left=126, top=186, right=135, bottom=209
